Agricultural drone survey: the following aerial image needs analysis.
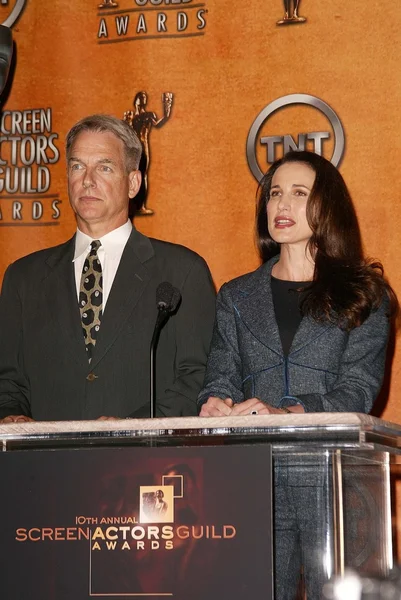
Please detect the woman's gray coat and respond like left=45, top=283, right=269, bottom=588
left=198, top=257, right=389, bottom=413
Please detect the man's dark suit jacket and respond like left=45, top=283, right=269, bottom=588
left=0, top=226, right=216, bottom=420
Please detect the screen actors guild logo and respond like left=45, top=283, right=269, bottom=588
left=0, top=0, right=27, bottom=28
left=277, top=0, right=306, bottom=25
left=124, top=91, right=173, bottom=216
left=140, top=485, right=174, bottom=523
left=246, top=94, right=345, bottom=183
left=96, top=1, right=207, bottom=42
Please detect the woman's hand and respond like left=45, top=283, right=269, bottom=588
left=199, top=397, right=305, bottom=417
left=199, top=396, right=233, bottom=417
left=230, top=398, right=272, bottom=415
left=231, top=398, right=299, bottom=416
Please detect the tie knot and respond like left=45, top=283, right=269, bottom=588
left=90, top=240, right=101, bottom=254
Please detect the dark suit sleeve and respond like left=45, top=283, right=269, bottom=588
left=197, top=283, right=245, bottom=408
left=279, top=298, right=391, bottom=414
left=155, top=255, right=216, bottom=417
left=0, top=264, right=32, bottom=418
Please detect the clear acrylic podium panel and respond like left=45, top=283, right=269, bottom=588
left=271, top=447, right=392, bottom=594
left=0, top=413, right=400, bottom=599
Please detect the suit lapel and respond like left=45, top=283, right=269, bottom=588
left=89, top=228, right=153, bottom=369
left=44, top=236, right=88, bottom=367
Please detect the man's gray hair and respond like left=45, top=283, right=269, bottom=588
left=66, top=114, right=142, bottom=172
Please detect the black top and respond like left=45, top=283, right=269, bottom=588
left=271, top=276, right=310, bottom=356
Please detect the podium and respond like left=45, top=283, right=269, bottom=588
left=0, top=413, right=400, bottom=600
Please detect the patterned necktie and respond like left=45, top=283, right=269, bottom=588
left=79, top=240, right=103, bottom=361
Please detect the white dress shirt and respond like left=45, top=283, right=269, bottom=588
left=73, top=220, right=132, bottom=308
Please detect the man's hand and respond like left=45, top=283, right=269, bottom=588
left=199, top=396, right=233, bottom=417
left=97, top=416, right=122, bottom=421
left=0, top=415, right=34, bottom=423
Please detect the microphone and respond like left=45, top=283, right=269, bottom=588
left=0, top=26, right=12, bottom=97
left=156, top=281, right=181, bottom=313
left=150, top=282, right=181, bottom=418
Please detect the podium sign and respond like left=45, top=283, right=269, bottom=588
left=0, top=444, right=273, bottom=599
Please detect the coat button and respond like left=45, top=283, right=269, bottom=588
left=86, top=372, right=98, bottom=382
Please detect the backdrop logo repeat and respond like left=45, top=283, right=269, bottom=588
left=276, top=0, right=306, bottom=25
left=123, top=91, right=173, bottom=216
left=246, top=94, right=345, bottom=182
left=97, top=0, right=208, bottom=44
left=0, top=0, right=27, bottom=28
left=0, top=108, right=62, bottom=227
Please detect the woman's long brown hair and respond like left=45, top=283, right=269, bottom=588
left=256, top=150, right=398, bottom=330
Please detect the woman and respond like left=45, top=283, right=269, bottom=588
left=198, top=150, right=396, bottom=598
left=199, top=150, right=395, bottom=417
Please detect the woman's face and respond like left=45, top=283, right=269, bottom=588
left=267, top=161, right=315, bottom=250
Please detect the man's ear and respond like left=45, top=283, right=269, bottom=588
left=128, top=170, right=141, bottom=198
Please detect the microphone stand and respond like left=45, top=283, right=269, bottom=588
left=149, top=308, right=170, bottom=418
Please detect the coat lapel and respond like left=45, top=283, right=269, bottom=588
left=234, top=257, right=334, bottom=357
left=234, top=260, right=283, bottom=357
left=289, top=313, right=333, bottom=355
left=89, top=228, right=154, bottom=369
left=44, top=236, right=88, bottom=367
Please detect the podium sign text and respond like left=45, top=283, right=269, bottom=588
left=0, top=444, right=273, bottom=599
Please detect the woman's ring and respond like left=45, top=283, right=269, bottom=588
left=250, top=409, right=258, bottom=415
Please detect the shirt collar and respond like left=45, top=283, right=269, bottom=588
left=73, top=220, right=133, bottom=261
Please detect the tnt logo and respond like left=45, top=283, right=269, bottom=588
left=246, top=94, right=345, bottom=182
left=0, top=0, right=26, bottom=27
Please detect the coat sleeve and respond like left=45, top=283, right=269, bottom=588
left=197, top=283, right=245, bottom=408
left=155, top=255, right=217, bottom=417
left=0, top=264, right=32, bottom=418
left=279, top=298, right=391, bottom=414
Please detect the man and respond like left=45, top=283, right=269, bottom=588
left=0, top=114, right=215, bottom=422
left=0, top=25, right=12, bottom=96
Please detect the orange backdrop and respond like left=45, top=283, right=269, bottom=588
left=1, top=0, right=401, bottom=550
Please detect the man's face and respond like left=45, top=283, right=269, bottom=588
left=68, top=130, right=140, bottom=235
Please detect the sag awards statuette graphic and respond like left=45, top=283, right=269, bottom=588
left=246, top=94, right=345, bottom=183
left=98, top=0, right=118, bottom=8
left=124, top=91, right=173, bottom=215
left=277, top=0, right=306, bottom=25
left=0, top=0, right=27, bottom=28
left=139, top=486, right=174, bottom=523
